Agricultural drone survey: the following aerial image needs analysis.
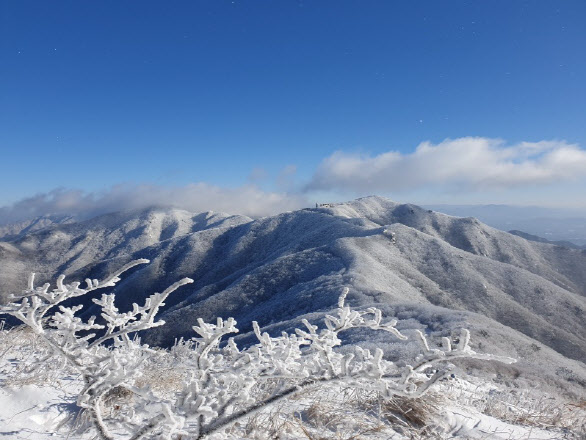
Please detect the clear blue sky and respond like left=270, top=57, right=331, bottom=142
left=1, top=1, right=585, bottom=213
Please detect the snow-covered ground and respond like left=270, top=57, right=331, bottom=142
left=1, top=321, right=583, bottom=439
left=1, top=374, right=580, bottom=439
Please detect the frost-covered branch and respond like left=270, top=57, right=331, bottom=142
left=1, top=259, right=193, bottom=440
left=1, top=261, right=515, bottom=440
left=172, top=287, right=515, bottom=439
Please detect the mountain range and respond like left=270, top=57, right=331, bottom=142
left=1, top=196, right=585, bottom=397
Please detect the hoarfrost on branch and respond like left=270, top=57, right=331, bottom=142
left=1, top=260, right=515, bottom=439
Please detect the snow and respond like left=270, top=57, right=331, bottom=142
left=1, top=196, right=585, bottom=438
left=0, top=377, right=573, bottom=439
left=0, top=384, right=79, bottom=439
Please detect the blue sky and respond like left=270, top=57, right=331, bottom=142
left=1, top=1, right=585, bottom=219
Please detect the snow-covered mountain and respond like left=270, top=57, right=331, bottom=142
left=1, top=196, right=585, bottom=395
left=0, top=214, right=75, bottom=240
left=423, top=204, right=586, bottom=247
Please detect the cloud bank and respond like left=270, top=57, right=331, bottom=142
left=0, top=184, right=307, bottom=225
left=307, top=138, right=586, bottom=192
left=2, top=137, right=585, bottom=226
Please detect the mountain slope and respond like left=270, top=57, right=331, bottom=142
left=140, top=198, right=586, bottom=363
left=0, top=207, right=252, bottom=300
left=0, top=214, right=75, bottom=240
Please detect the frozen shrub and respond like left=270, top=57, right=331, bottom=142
left=1, top=260, right=514, bottom=439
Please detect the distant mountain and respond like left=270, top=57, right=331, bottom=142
left=0, top=207, right=251, bottom=308
left=424, top=204, right=586, bottom=247
left=509, top=229, right=586, bottom=250
left=0, top=214, right=75, bottom=240
left=1, top=197, right=585, bottom=396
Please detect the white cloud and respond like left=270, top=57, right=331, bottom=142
left=247, top=167, right=268, bottom=183
left=2, top=137, right=585, bottom=225
left=0, top=183, right=308, bottom=225
left=307, top=137, right=586, bottom=192
left=277, top=164, right=298, bottom=190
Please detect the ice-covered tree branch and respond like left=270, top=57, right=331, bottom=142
left=1, top=261, right=515, bottom=440
left=1, top=259, right=194, bottom=440
left=173, top=286, right=516, bottom=439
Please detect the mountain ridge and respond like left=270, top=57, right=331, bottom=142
left=509, top=229, right=586, bottom=250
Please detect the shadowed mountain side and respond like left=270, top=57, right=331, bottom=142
left=146, top=218, right=586, bottom=362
